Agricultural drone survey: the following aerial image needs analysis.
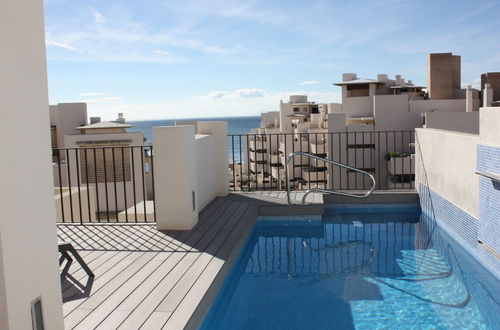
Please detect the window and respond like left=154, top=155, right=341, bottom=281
left=293, top=107, right=299, bottom=112
left=80, top=145, right=132, bottom=183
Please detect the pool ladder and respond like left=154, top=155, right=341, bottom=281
left=285, top=151, right=376, bottom=204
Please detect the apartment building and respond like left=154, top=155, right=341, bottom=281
left=51, top=107, right=150, bottom=222
left=239, top=52, right=484, bottom=191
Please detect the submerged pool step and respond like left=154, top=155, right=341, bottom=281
left=322, top=203, right=421, bottom=223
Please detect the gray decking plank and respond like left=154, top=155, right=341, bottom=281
left=181, top=206, right=257, bottom=330
left=61, top=195, right=266, bottom=329
left=73, top=252, right=172, bottom=330
left=157, top=204, right=250, bottom=327
left=117, top=201, right=243, bottom=329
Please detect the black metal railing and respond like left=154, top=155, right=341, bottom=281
left=228, top=131, right=415, bottom=191
left=52, top=146, right=155, bottom=224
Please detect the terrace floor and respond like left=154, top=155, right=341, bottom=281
left=57, top=191, right=322, bottom=330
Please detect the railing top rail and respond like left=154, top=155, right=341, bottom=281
left=53, top=145, right=151, bottom=151
left=227, top=130, right=415, bottom=136
left=285, top=151, right=376, bottom=204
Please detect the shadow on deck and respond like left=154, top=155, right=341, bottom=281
left=57, top=191, right=313, bottom=329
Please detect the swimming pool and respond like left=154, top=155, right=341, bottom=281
left=201, top=204, right=500, bottom=329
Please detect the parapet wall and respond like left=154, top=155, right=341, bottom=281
left=153, top=122, right=229, bottom=230
left=415, top=107, right=500, bottom=276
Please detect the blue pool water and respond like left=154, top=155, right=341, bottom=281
left=201, top=204, right=500, bottom=329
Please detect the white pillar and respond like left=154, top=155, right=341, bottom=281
left=1, top=0, right=65, bottom=329
left=483, top=83, right=493, bottom=107
left=198, top=121, right=230, bottom=196
left=153, top=126, right=198, bottom=230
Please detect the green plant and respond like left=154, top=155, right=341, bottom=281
left=385, top=151, right=409, bottom=161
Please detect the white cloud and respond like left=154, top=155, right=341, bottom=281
left=197, top=88, right=266, bottom=100
left=461, top=78, right=481, bottom=89
left=46, top=40, right=78, bottom=51
left=232, top=88, right=266, bottom=98
left=90, top=7, right=105, bottom=24
left=197, top=91, right=230, bottom=100
left=300, top=80, right=320, bottom=85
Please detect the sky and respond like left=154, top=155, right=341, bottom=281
left=44, top=0, right=500, bottom=121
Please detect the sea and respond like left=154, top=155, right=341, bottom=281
left=128, top=116, right=260, bottom=144
left=128, top=116, right=260, bottom=163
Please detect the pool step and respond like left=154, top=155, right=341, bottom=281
left=323, top=190, right=419, bottom=204
left=322, top=203, right=421, bottom=223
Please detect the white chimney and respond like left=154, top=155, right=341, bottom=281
left=466, top=85, right=473, bottom=112
left=483, top=83, right=493, bottom=107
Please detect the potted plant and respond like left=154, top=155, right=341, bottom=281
left=385, top=151, right=414, bottom=175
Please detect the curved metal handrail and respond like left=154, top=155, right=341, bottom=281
left=285, top=151, right=376, bottom=204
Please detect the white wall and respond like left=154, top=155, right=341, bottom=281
left=410, top=99, right=465, bottom=113
left=153, top=122, right=228, bottom=230
left=342, top=96, right=373, bottom=117
left=415, top=129, right=480, bottom=217
left=424, top=111, right=479, bottom=134
left=373, top=94, right=421, bottom=131
left=479, top=107, right=500, bottom=147
left=0, top=0, right=64, bottom=328
left=195, top=134, right=216, bottom=210
left=54, top=103, right=88, bottom=148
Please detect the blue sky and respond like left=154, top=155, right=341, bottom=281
left=44, top=0, right=500, bottom=120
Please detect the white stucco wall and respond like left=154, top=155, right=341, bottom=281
left=343, top=96, right=373, bottom=117
left=195, top=134, right=216, bottom=210
left=53, top=103, right=88, bottom=148
left=373, top=94, right=421, bottom=131
left=153, top=126, right=198, bottom=230
left=424, top=111, right=479, bottom=134
left=479, top=107, right=500, bottom=147
left=410, top=99, right=466, bottom=114
left=0, top=0, right=65, bottom=328
left=415, top=128, right=480, bottom=218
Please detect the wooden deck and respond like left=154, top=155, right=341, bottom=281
left=57, top=191, right=321, bottom=329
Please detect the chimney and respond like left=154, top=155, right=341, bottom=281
left=90, top=117, right=101, bottom=124
left=115, top=112, right=126, bottom=124
left=466, top=85, right=473, bottom=112
left=342, top=73, right=357, bottom=82
left=484, top=83, right=493, bottom=107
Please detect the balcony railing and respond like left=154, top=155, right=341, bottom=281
left=52, top=146, right=155, bottom=223
left=228, top=131, right=415, bottom=191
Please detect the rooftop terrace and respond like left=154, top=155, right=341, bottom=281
left=58, top=192, right=321, bottom=329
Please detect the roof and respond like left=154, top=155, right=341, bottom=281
left=390, top=84, right=425, bottom=89
left=334, top=78, right=384, bottom=86
left=76, top=121, right=132, bottom=130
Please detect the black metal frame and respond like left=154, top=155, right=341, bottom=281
left=53, top=145, right=155, bottom=224
left=228, top=131, right=415, bottom=191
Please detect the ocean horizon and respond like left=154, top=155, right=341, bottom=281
left=128, top=115, right=260, bottom=148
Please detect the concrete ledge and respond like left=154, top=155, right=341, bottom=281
left=323, top=190, right=419, bottom=204
left=185, top=206, right=258, bottom=330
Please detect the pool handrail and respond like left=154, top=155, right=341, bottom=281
left=284, top=151, right=376, bottom=204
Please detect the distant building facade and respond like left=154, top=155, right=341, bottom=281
left=238, top=52, right=486, bottom=191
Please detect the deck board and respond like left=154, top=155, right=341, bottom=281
left=58, top=192, right=303, bottom=329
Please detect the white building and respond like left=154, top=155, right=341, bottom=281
left=52, top=110, right=150, bottom=222
left=241, top=53, right=483, bottom=191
